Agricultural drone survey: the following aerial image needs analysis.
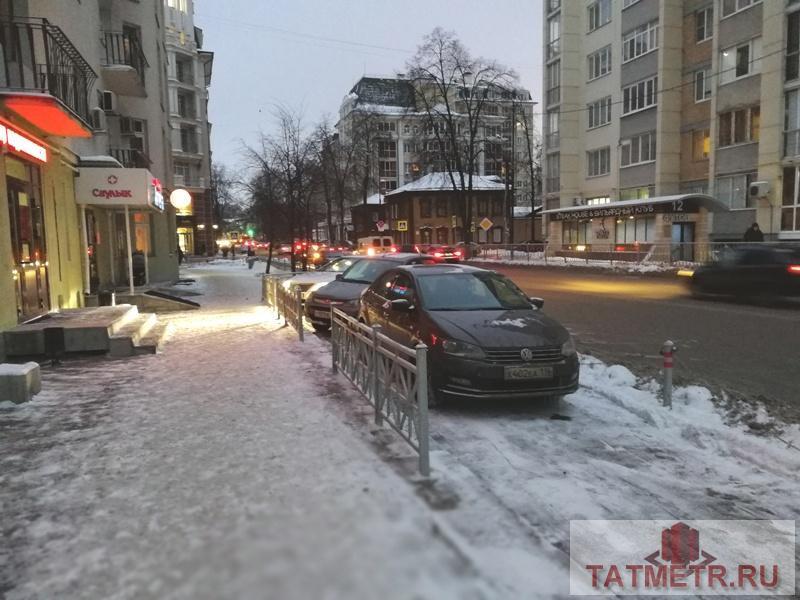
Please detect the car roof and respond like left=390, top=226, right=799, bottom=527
left=396, top=263, right=488, bottom=275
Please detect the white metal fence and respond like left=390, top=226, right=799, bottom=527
left=330, top=308, right=430, bottom=476
left=263, top=274, right=304, bottom=341
left=470, top=241, right=800, bottom=267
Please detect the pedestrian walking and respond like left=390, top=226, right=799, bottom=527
left=743, top=223, right=764, bottom=242
left=177, top=245, right=185, bottom=265
left=246, top=245, right=256, bottom=269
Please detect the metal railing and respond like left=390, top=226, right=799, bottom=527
left=109, top=147, right=150, bottom=169
left=0, top=17, right=97, bottom=126
left=263, top=273, right=304, bottom=341
left=468, top=241, right=800, bottom=267
left=331, top=308, right=430, bottom=476
left=101, top=31, right=148, bottom=85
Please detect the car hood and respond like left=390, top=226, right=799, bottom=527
left=426, top=309, right=569, bottom=347
left=310, top=279, right=368, bottom=301
left=290, top=272, right=338, bottom=286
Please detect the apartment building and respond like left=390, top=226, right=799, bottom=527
left=0, top=0, right=206, bottom=333
left=165, top=0, right=215, bottom=256
left=542, top=0, right=800, bottom=253
left=337, top=75, right=537, bottom=241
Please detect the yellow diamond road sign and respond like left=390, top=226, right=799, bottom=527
left=479, top=217, right=493, bottom=231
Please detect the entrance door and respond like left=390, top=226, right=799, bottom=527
left=7, top=176, right=49, bottom=320
left=671, top=222, right=695, bottom=262
left=85, top=209, right=100, bottom=293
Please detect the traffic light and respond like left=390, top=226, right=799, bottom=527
left=247, top=228, right=255, bottom=237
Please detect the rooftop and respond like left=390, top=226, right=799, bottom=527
left=386, top=172, right=506, bottom=196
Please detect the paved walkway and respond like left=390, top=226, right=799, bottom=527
left=0, top=262, right=491, bottom=600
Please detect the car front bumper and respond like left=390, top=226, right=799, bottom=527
left=305, top=299, right=359, bottom=324
left=431, top=354, right=580, bottom=400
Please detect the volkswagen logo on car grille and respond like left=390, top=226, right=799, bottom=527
left=520, top=348, right=534, bottom=361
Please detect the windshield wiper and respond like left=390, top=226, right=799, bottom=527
left=341, top=278, right=372, bottom=284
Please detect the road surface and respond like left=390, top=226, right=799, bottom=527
left=477, top=263, right=800, bottom=423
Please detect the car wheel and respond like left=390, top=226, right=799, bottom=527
left=312, top=322, right=330, bottom=332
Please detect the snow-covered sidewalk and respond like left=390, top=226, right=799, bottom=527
left=470, top=249, right=679, bottom=273
left=0, top=264, right=495, bottom=600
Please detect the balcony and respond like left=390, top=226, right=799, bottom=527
left=109, top=147, right=150, bottom=169
left=101, top=31, right=148, bottom=97
left=0, top=17, right=96, bottom=137
left=174, top=175, right=207, bottom=189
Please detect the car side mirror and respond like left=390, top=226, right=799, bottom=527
left=529, top=297, right=544, bottom=309
left=390, top=298, right=414, bottom=312
left=335, top=273, right=344, bottom=281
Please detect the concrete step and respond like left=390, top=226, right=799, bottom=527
left=106, top=305, right=141, bottom=335
left=134, top=320, right=173, bottom=355
left=108, top=313, right=157, bottom=358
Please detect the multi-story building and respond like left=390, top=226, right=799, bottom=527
left=0, top=0, right=210, bottom=334
left=165, top=0, right=215, bottom=256
left=542, top=0, right=800, bottom=252
left=337, top=75, right=537, bottom=242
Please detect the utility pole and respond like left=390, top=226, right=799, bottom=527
left=504, top=99, right=517, bottom=244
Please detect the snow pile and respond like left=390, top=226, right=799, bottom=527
left=470, top=249, right=679, bottom=272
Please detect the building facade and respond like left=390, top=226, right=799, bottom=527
left=337, top=76, right=538, bottom=229
left=542, top=0, right=800, bottom=249
left=165, top=0, right=215, bottom=256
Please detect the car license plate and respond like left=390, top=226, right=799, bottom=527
left=313, top=310, right=330, bottom=319
left=504, top=366, right=553, bottom=380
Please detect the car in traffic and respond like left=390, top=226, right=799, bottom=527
left=356, top=236, right=396, bottom=256
left=282, top=256, right=364, bottom=299
left=304, top=253, right=434, bottom=331
left=680, top=245, right=800, bottom=299
left=418, top=244, right=462, bottom=263
left=358, top=264, right=579, bottom=403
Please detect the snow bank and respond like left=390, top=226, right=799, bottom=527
left=470, top=250, right=678, bottom=273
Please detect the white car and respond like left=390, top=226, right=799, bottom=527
left=282, top=256, right=364, bottom=299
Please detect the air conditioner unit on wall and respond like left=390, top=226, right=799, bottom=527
left=91, top=107, right=107, bottom=131
left=749, top=181, right=770, bottom=198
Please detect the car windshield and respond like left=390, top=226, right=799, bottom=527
left=322, top=257, right=358, bottom=272
left=340, top=259, right=394, bottom=284
left=418, top=272, right=533, bottom=311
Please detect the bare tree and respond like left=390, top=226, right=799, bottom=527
left=316, top=117, right=360, bottom=241
left=406, top=27, right=518, bottom=243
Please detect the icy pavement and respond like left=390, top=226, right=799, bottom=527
left=0, top=263, right=497, bottom=600
left=2, top=262, right=798, bottom=599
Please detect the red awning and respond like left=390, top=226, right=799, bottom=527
left=2, top=95, right=92, bottom=138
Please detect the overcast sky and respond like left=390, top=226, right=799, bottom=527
left=199, top=0, right=543, bottom=171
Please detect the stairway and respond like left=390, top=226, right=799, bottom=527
left=3, top=305, right=172, bottom=359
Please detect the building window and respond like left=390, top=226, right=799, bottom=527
left=546, top=61, right=561, bottom=105
left=180, top=126, right=198, bottom=153
left=721, top=0, right=761, bottom=19
left=719, top=38, right=761, bottom=84
left=615, top=216, right=655, bottom=243
left=622, top=76, right=658, bottom=115
left=716, top=173, right=756, bottom=209
left=420, top=198, right=432, bottom=218
left=436, top=198, right=448, bottom=217
left=588, top=0, right=611, bottom=32
left=586, top=196, right=611, bottom=206
left=620, top=186, right=653, bottom=201
left=588, top=96, right=612, bottom=129
left=545, top=153, right=560, bottom=193
left=622, top=0, right=641, bottom=8
left=587, top=46, right=612, bottom=81
left=545, top=109, right=560, bottom=148
left=379, top=160, right=397, bottom=178
left=587, top=147, right=611, bottom=177
left=622, top=20, right=659, bottom=63
left=376, top=122, right=396, bottom=133
left=620, top=131, right=656, bottom=167
left=377, top=140, right=396, bottom=158
left=547, top=15, right=560, bottom=60
left=547, top=0, right=561, bottom=11
left=718, top=107, right=760, bottom=147
left=563, top=221, right=590, bottom=245
left=694, top=69, right=711, bottom=102
left=782, top=166, right=800, bottom=232
left=492, top=226, right=503, bottom=243
left=788, top=12, right=800, bottom=82
left=692, top=129, right=711, bottom=160
left=785, top=89, right=800, bottom=156
left=696, top=8, right=713, bottom=43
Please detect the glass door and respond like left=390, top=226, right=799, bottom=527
left=671, top=222, right=695, bottom=262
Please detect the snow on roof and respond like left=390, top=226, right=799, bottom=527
left=79, top=155, right=124, bottom=167
left=365, top=193, right=384, bottom=205
left=386, top=172, right=506, bottom=196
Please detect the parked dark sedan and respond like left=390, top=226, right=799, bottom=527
left=304, top=253, right=435, bottom=331
left=358, top=264, right=579, bottom=402
left=681, top=245, right=800, bottom=299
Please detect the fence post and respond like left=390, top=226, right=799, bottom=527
left=330, top=307, right=338, bottom=373
left=295, top=285, right=304, bottom=342
left=415, top=343, right=430, bottom=477
left=660, top=340, right=675, bottom=409
left=372, top=325, right=383, bottom=425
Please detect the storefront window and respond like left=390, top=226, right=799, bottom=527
left=133, top=212, right=156, bottom=257
left=615, top=216, right=655, bottom=243
left=563, top=221, right=589, bottom=245
left=781, top=166, right=800, bottom=232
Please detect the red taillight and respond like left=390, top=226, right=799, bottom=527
left=615, top=245, right=626, bottom=252
left=788, top=265, right=800, bottom=275
left=390, top=246, right=398, bottom=253
left=434, top=252, right=443, bottom=258
left=454, top=250, right=462, bottom=257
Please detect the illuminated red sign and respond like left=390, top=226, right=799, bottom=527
left=0, top=120, right=47, bottom=163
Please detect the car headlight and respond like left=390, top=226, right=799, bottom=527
left=307, top=282, right=327, bottom=295
left=441, top=339, right=486, bottom=359
left=561, top=336, right=577, bottom=357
